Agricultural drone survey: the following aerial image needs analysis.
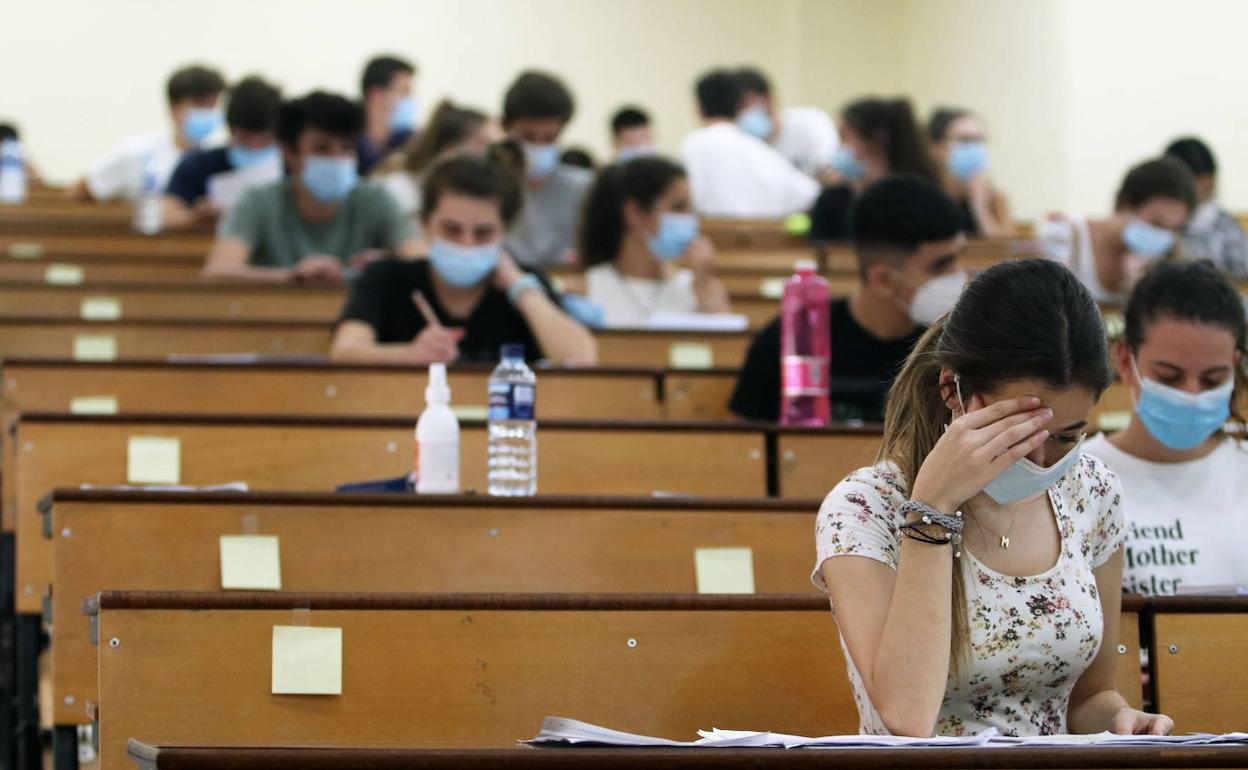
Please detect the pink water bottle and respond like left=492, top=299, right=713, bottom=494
left=780, top=259, right=831, bottom=426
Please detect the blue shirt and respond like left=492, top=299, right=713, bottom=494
left=356, top=128, right=412, bottom=175
left=165, top=146, right=234, bottom=204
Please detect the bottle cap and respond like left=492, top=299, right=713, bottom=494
left=500, top=343, right=525, bottom=362
left=794, top=259, right=817, bottom=273
left=425, top=362, right=451, bottom=405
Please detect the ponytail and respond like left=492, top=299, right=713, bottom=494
left=879, top=259, right=1114, bottom=673
left=842, top=96, right=940, bottom=184
left=578, top=156, right=686, bottom=268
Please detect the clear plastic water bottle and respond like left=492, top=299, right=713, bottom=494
left=0, top=139, right=27, bottom=204
left=132, top=165, right=163, bottom=235
left=780, top=259, right=831, bottom=426
left=487, top=344, right=537, bottom=496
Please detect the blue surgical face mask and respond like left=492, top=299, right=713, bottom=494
left=523, top=142, right=560, bottom=179
left=954, top=375, right=1084, bottom=505
left=830, top=145, right=865, bottom=182
left=616, top=144, right=656, bottom=162
left=300, top=156, right=358, bottom=203
left=182, top=108, right=222, bottom=145
left=736, top=106, right=774, bottom=140
left=428, top=238, right=500, bottom=288
left=948, top=141, right=988, bottom=181
left=1121, top=219, right=1175, bottom=257
left=648, top=212, right=699, bottom=262
left=390, top=96, right=419, bottom=132
left=1131, top=357, right=1233, bottom=450
left=227, top=143, right=278, bottom=169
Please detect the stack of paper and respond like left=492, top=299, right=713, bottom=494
left=525, top=717, right=1248, bottom=750
left=78, top=482, right=250, bottom=493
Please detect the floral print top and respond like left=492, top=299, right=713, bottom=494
left=811, top=454, right=1125, bottom=736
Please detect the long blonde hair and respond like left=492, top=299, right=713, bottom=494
left=877, top=259, right=1114, bottom=670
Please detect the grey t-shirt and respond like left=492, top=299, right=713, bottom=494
left=505, top=164, right=593, bottom=268
left=218, top=179, right=412, bottom=267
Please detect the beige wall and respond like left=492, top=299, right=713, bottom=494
left=4, top=0, right=1245, bottom=221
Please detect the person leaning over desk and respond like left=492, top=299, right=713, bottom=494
left=330, top=152, right=596, bottom=366
left=815, top=259, right=1171, bottom=737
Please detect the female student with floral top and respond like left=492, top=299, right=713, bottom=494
left=814, top=259, right=1172, bottom=737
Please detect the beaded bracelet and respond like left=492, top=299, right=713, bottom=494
left=897, top=500, right=964, bottom=558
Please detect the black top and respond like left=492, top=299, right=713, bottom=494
left=807, top=184, right=855, bottom=241
left=164, top=147, right=234, bottom=204
left=958, top=197, right=981, bottom=237
left=356, top=128, right=413, bottom=175
left=337, top=257, right=560, bottom=363
left=729, top=297, right=924, bottom=423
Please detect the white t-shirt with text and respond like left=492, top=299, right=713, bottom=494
left=1085, top=432, right=1248, bottom=596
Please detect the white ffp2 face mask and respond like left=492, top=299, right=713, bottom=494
left=908, top=271, right=969, bottom=326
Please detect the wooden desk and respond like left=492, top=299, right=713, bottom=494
left=663, top=368, right=739, bottom=421
left=0, top=359, right=663, bottom=421
left=0, top=281, right=345, bottom=322
left=0, top=256, right=203, bottom=284
left=1150, top=596, right=1248, bottom=734
left=0, top=317, right=332, bottom=358
left=125, top=741, right=1248, bottom=770
left=93, top=592, right=853, bottom=769
left=596, top=329, right=752, bottom=369
left=46, top=490, right=820, bottom=727
left=0, top=230, right=211, bottom=258
left=774, top=426, right=883, bottom=499
left=11, top=414, right=780, bottom=612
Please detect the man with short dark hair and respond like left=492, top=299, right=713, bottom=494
left=358, top=54, right=417, bottom=174
left=83, top=64, right=226, bottom=200
left=681, top=69, right=818, bottom=218
left=730, top=174, right=968, bottom=423
left=610, top=106, right=654, bottom=160
left=203, top=91, right=417, bottom=283
left=733, top=66, right=837, bottom=176
left=162, top=76, right=283, bottom=229
left=500, top=70, right=592, bottom=267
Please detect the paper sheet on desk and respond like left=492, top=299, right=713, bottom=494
left=208, top=156, right=282, bottom=210
left=990, top=732, right=1248, bottom=746
left=78, top=482, right=250, bottom=493
left=643, top=312, right=749, bottom=332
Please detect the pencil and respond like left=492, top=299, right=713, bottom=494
left=411, top=291, right=443, bottom=330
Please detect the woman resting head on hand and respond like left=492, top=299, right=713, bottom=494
left=815, top=258, right=1172, bottom=737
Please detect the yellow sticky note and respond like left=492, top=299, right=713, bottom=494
left=7, top=242, right=44, bottom=259
left=272, top=626, right=342, bottom=695
left=80, top=297, right=122, bottom=321
left=450, top=404, right=488, bottom=421
left=72, top=334, right=117, bottom=361
left=220, top=535, right=282, bottom=590
left=70, top=395, right=118, bottom=415
left=1097, top=411, right=1132, bottom=433
left=759, top=278, right=786, bottom=299
left=669, top=342, right=713, bottom=370
left=126, top=436, right=181, bottom=484
left=45, top=264, right=84, bottom=285
left=695, top=547, right=755, bottom=594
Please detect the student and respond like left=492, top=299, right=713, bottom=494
left=204, top=91, right=417, bottom=283
left=682, top=69, right=819, bottom=219
left=376, top=100, right=491, bottom=217
left=500, top=70, right=594, bottom=268
left=83, top=64, right=225, bottom=201
left=331, top=155, right=597, bottom=365
left=611, top=106, right=655, bottom=161
left=1042, top=158, right=1194, bottom=305
left=1163, top=137, right=1248, bottom=278
left=0, top=123, right=45, bottom=188
left=734, top=66, right=838, bottom=176
left=1085, top=260, right=1248, bottom=596
left=163, top=76, right=283, bottom=229
left=731, top=175, right=967, bottom=423
left=809, top=97, right=939, bottom=240
left=579, top=156, right=730, bottom=327
left=816, top=258, right=1171, bottom=737
left=358, top=55, right=418, bottom=175
left=927, top=107, right=1016, bottom=237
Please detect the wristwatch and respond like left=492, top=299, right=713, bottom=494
left=506, top=272, right=544, bottom=304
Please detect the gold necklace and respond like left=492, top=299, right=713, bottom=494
left=966, top=502, right=1023, bottom=549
